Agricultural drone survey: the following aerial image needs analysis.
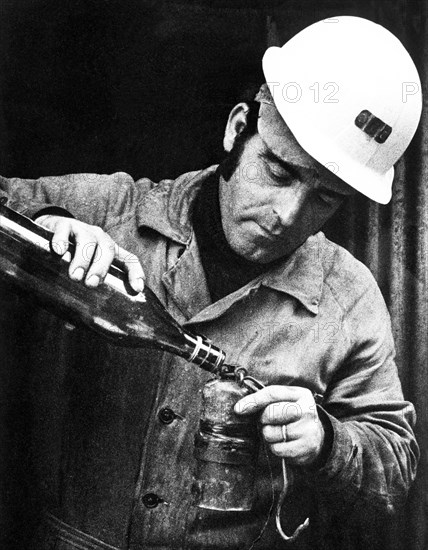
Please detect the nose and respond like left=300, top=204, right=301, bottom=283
left=271, top=185, right=310, bottom=229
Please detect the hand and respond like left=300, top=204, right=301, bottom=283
left=234, top=386, right=325, bottom=467
left=36, top=215, right=145, bottom=292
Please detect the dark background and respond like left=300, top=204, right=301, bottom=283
left=0, top=1, right=426, bottom=549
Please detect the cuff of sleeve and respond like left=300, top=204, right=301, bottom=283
left=304, top=407, right=357, bottom=489
left=304, top=406, right=334, bottom=471
left=26, top=205, right=74, bottom=221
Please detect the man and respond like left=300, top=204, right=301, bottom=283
left=0, top=16, right=422, bottom=550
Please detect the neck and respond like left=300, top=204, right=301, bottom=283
left=192, top=171, right=278, bottom=302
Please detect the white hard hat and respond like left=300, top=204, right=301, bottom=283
left=259, top=16, right=422, bottom=204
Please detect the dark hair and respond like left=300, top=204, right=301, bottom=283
left=218, top=85, right=261, bottom=181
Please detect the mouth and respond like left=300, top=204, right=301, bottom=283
left=253, top=221, right=286, bottom=241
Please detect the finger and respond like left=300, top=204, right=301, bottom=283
left=270, top=438, right=320, bottom=467
left=269, top=439, right=310, bottom=463
left=262, top=424, right=290, bottom=444
left=116, top=245, right=145, bottom=293
left=262, top=420, right=305, bottom=442
left=68, top=227, right=97, bottom=281
left=234, top=385, right=306, bottom=415
left=84, top=233, right=115, bottom=287
left=35, top=214, right=59, bottom=231
left=35, top=215, right=70, bottom=256
left=51, top=222, right=72, bottom=257
left=259, top=401, right=304, bottom=425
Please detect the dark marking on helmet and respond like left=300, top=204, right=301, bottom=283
left=355, top=110, right=392, bottom=144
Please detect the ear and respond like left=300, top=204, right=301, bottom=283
left=223, top=103, right=250, bottom=152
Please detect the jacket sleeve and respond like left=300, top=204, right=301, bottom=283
left=0, top=172, right=152, bottom=228
left=305, top=279, right=418, bottom=516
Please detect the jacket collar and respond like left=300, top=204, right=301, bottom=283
left=136, top=166, right=324, bottom=315
left=261, top=234, right=324, bottom=314
left=136, top=166, right=218, bottom=245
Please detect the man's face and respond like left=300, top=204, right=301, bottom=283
left=219, top=131, right=354, bottom=263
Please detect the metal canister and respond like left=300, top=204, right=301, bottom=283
left=193, top=377, right=259, bottom=511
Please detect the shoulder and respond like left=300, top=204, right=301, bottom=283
left=316, top=234, right=394, bottom=353
left=140, top=165, right=218, bottom=196
left=136, top=165, right=218, bottom=218
left=11, top=171, right=135, bottom=188
left=317, top=233, right=386, bottom=313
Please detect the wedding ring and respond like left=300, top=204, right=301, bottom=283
left=281, top=424, right=287, bottom=442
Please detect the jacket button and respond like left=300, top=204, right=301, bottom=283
left=158, top=407, right=176, bottom=424
left=142, top=493, right=163, bottom=509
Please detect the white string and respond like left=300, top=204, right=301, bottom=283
left=275, top=459, right=310, bottom=543
left=239, top=373, right=310, bottom=545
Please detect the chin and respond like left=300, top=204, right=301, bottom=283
left=228, top=231, right=287, bottom=263
left=235, top=244, right=283, bottom=264
left=251, top=252, right=284, bottom=264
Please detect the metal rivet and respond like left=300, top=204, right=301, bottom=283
left=158, top=407, right=176, bottom=425
left=141, top=493, right=163, bottom=509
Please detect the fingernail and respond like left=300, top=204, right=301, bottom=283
left=234, top=401, right=245, bottom=414
left=72, top=267, right=85, bottom=281
left=235, top=399, right=254, bottom=415
left=86, top=275, right=100, bottom=287
left=135, top=278, right=145, bottom=292
left=51, top=242, right=63, bottom=255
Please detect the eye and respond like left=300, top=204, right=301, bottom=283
left=268, top=165, right=294, bottom=185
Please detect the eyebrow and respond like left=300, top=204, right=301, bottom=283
left=260, top=148, right=353, bottom=197
left=259, top=149, right=317, bottom=180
